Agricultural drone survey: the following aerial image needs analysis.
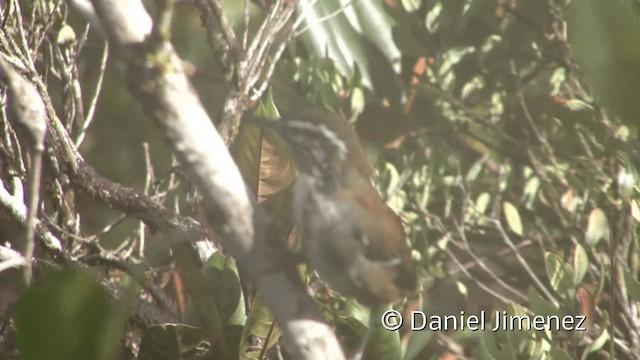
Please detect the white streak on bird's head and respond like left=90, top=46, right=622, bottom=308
left=275, top=120, right=347, bottom=178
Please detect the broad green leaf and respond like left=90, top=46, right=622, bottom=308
left=239, top=293, right=281, bottom=360
left=528, top=287, right=561, bottom=320
left=342, top=304, right=402, bottom=360
left=482, top=322, right=518, bottom=360
left=344, top=298, right=371, bottom=331
left=581, top=328, right=609, bottom=360
left=545, top=252, right=575, bottom=296
left=183, top=253, right=245, bottom=358
left=585, top=208, right=609, bottom=246
left=573, top=244, right=589, bottom=286
left=503, top=201, right=523, bottom=236
left=404, top=329, right=433, bottom=360
left=16, top=270, right=120, bottom=360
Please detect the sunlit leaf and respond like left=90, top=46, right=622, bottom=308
left=503, top=201, right=523, bottom=236
left=573, top=244, right=588, bottom=286
left=585, top=208, right=609, bottom=246
left=560, top=189, right=578, bottom=213
left=401, top=0, right=421, bottom=12
left=632, top=200, right=640, bottom=222
left=425, top=3, right=443, bottom=33
left=475, top=192, right=491, bottom=216
left=545, top=252, right=575, bottom=296
left=564, top=99, right=593, bottom=112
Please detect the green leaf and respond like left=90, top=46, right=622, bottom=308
left=482, top=322, right=518, bottom=360
left=504, top=303, right=529, bottom=350
left=16, top=270, right=120, bottom=360
left=585, top=208, right=609, bottom=246
left=183, top=253, right=245, bottom=359
left=475, top=192, right=491, bottom=215
left=573, top=244, right=589, bottom=286
left=503, top=201, right=523, bottom=236
left=253, top=88, right=281, bottom=119
left=528, top=287, right=561, bottom=319
left=404, top=330, right=433, bottom=360
left=545, top=252, right=575, bottom=297
left=564, top=99, right=593, bottom=112
left=632, top=200, right=640, bottom=222
left=350, top=86, right=365, bottom=115
left=622, top=268, right=640, bottom=302
left=341, top=304, right=402, bottom=360
left=425, top=3, right=443, bottom=33
left=384, top=162, right=401, bottom=195
left=296, top=0, right=402, bottom=104
left=239, top=293, right=280, bottom=360
left=401, top=0, right=421, bottom=12
left=344, top=298, right=371, bottom=331
left=57, top=24, right=76, bottom=45
left=581, top=328, right=609, bottom=360
left=352, top=0, right=401, bottom=69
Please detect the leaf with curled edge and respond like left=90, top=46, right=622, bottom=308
left=232, top=93, right=295, bottom=239
left=230, top=95, right=296, bottom=357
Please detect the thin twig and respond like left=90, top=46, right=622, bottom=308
left=75, top=41, right=108, bottom=147
left=446, top=248, right=522, bottom=307
left=490, top=218, right=558, bottom=306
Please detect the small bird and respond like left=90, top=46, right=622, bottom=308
left=255, top=108, right=417, bottom=306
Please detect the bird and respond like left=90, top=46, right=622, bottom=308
left=252, top=108, right=417, bottom=306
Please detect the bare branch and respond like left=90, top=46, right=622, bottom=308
left=0, top=55, right=47, bottom=285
